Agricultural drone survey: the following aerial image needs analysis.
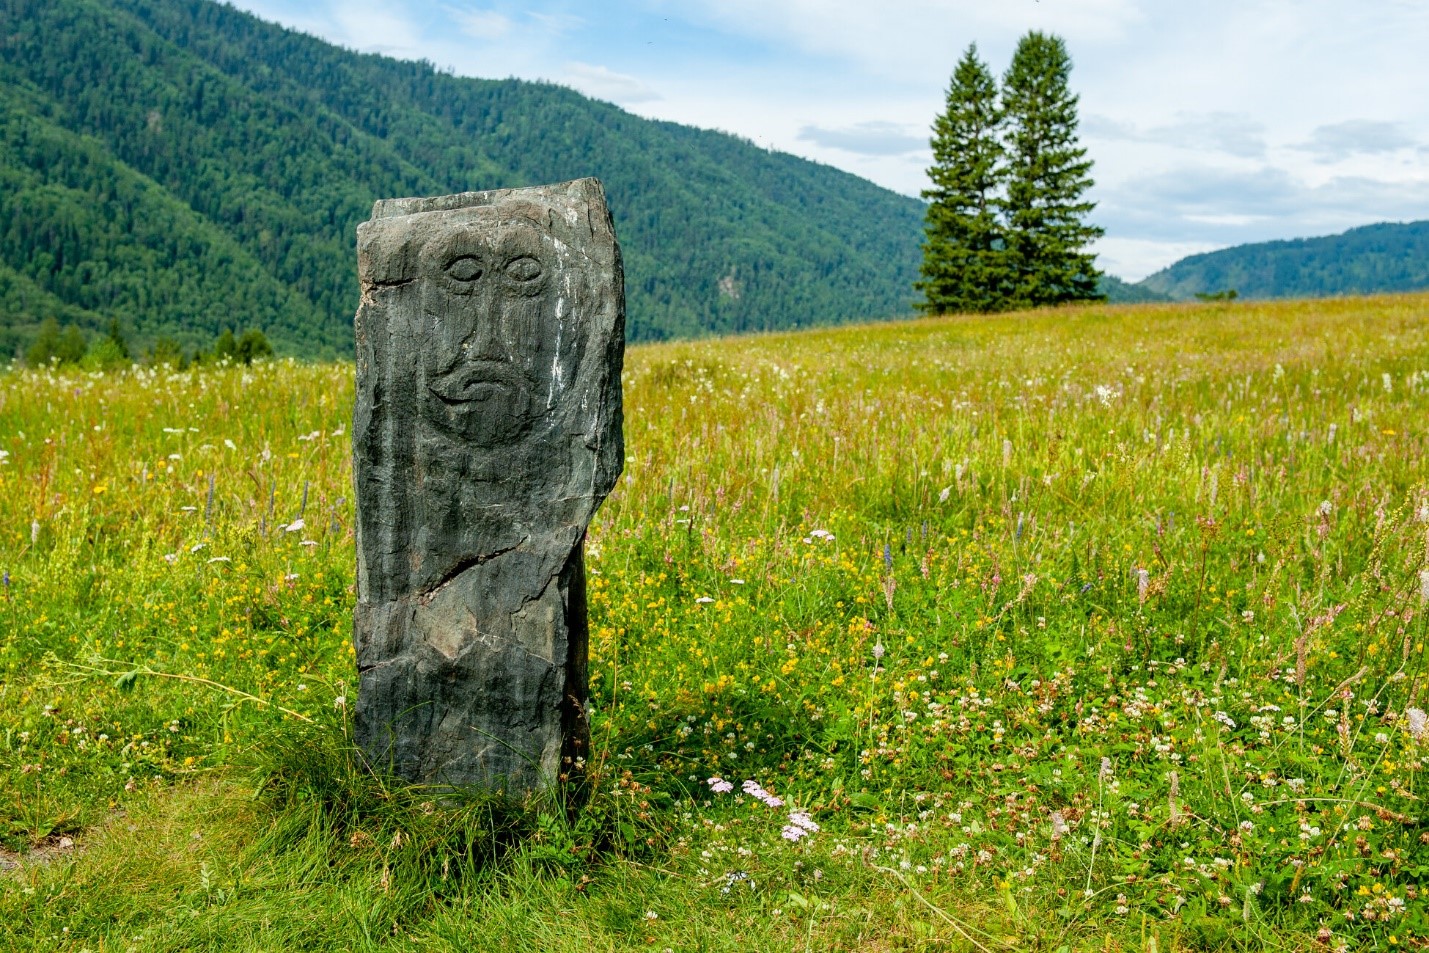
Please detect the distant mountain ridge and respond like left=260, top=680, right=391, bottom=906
left=1137, top=220, right=1429, bottom=301
left=0, top=0, right=929, bottom=358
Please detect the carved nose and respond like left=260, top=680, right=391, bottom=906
left=461, top=284, right=510, bottom=363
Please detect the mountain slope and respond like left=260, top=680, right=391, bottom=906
left=0, top=0, right=928, bottom=356
left=1138, top=220, right=1429, bottom=301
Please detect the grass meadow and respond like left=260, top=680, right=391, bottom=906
left=2, top=294, right=1429, bottom=951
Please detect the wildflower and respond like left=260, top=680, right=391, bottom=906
left=781, top=824, right=809, bottom=842
left=31, top=520, right=39, bottom=545
left=1099, top=757, right=1113, bottom=780
left=872, top=642, right=885, bottom=660
left=695, top=596, right=714, bottom=604
left=285, top=518, right=306, bottom=533
left=787, top=811, right=820, bottom=833
left=1406, top=707, right=1427, bottom=739
left=1136, top=568, right=1149, bottom=604
left=741, top=779, right=784, bottom=808
left=1050, top=811, right=1069, bottom=840
left=706, top=777, right=734, bottom=794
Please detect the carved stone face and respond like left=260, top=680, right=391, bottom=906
left=415, top=211, right=575, bottom=449
left=353, top=179, right=624, bottom=792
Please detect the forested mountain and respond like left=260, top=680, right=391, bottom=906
left=0, top=0, right=929, bottom=359
left=1138, top=221, right=1429, bottom=301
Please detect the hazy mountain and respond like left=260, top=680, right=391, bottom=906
left=1138, top=221, right=1429, bottom=301
left=1100, top=274, right=1169, bottom=304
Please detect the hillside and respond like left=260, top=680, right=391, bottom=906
left=1138, top=220, right=1429, bottom=301
left=0, top=0, right=928, bottom=358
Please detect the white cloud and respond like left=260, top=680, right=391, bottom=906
left=671, top=0, right=1145, bottom=82
left=563, top=62, right=661, bottom=105
left=1297, top=120, right=1419, bottom=162
left=1085, top=112, right=1266, bottom=160
left=326, top=0, right=423, bottom=56
left=448, top=7, right=513, bottom=40
left=797, top=121, right=926, bottom=156
left=528, top=11, right=584, bottom=33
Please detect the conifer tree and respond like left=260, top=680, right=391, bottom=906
left=1001, top=31, right=1103, bottom=307
left=916, top=44, right=1012, bottom=315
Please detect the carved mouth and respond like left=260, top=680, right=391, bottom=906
left=428, top=361, right=527, bottom=405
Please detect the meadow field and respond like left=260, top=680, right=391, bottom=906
left=2, top=295, right=1428, bottom=951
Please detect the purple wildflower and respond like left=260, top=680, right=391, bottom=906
left=741, top=779, right=784, bottom=808
left=707, top=776, right=734, bottom=794
left=787, top=811, right=820, bottom=833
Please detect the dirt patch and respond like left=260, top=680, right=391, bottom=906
left=1, top=834, right=79, bottom=873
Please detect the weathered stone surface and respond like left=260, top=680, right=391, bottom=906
left=352, top=178, right=624, bottom=796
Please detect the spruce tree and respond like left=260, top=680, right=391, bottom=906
left=1001, top=31, right=1103, bottom=307
left=916, top=44, right=1012, bottom=315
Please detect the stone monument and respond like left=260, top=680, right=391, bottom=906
left=352, top=178, right=624, bottom=798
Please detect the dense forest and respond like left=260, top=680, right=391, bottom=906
left=0, top=0, right=934, bottom=358
left=1138, top=220, right=1429, bottom=301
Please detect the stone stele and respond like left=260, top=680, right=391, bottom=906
left=352, top=178, right=624, bottom=796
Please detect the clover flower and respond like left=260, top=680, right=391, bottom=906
left=1407, top=707, right=1427, bottom=739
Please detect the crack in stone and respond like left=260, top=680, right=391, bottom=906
left=419, top=538, right=527, bottom=601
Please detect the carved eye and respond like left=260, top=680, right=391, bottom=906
left=445, top=256, right=484, bottom=283
left=503, top=256, right=542, bottom=283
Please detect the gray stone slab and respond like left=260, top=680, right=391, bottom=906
left=352, top=178, right=624, bottom=798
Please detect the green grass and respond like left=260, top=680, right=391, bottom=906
left=2, top=294, right=1429, bottom=951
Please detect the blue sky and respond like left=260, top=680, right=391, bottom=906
left=227, top=0, right=1429, bottom=280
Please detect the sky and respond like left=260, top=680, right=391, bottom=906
left=225, top=0, right=1429, bottom=281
